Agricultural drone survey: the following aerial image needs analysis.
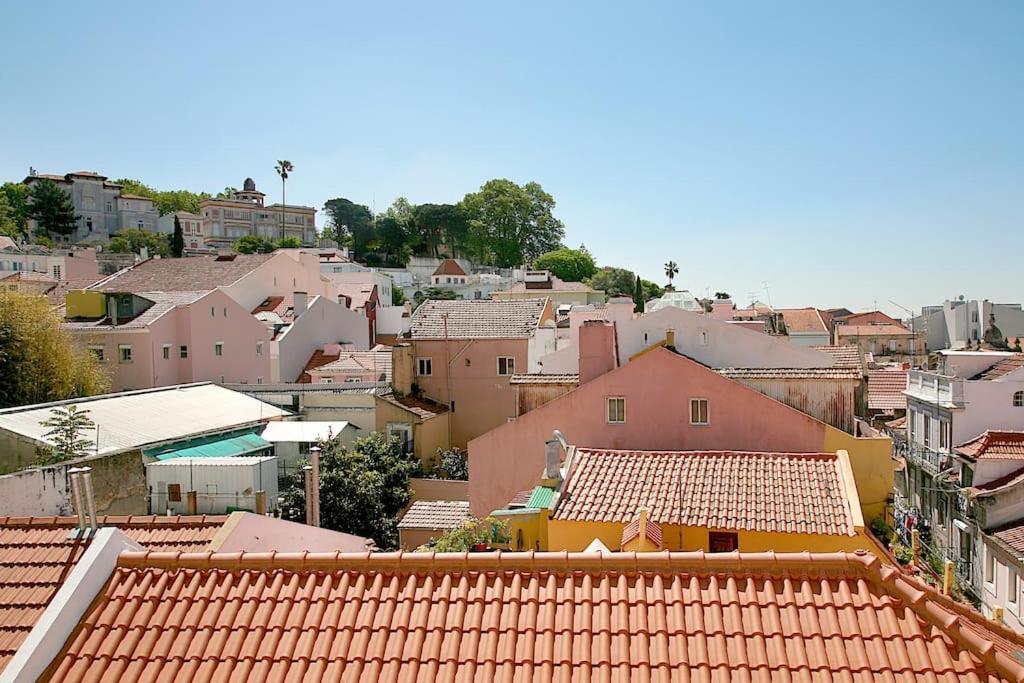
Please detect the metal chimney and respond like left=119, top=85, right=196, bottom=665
left=309, top=446, right=321, bottom=527
left=303, top=465, right=315, bottom=527
left=67, top=468, right=87, bottom=533
left=80, top=467, right=98, bottom=532
left=106, top=297, right=118, bottom=327
left=68, top=466, right=98, bottom=534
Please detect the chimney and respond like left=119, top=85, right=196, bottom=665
left=67, top=468, right=88, bottom=533
left=665, top=328, right=676, bottom=349
left=303, top=466, right=314, bottom=525
left=391, top=343, right=414, bottom=395
left=69, top=466, right=98, bottom=533
left=292, top=291, right=308, bottom=317
left=579, top=320, right=618, bottom=384
left=255, top=490, right=267, bottom=515
left=544, top=439, right=562, bottom=479
left=106, top=296, right=118, bottom=327
left=305, top=446, right=321, bottom=527
left=186, top=490, right=197, bottom=515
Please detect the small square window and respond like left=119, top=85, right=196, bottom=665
left=87, top=345, right=104, bottom=362
left=709, top=532, right=738, bottom=552
left=118, top=345, right=132, bottom=363
left=690, top=398, right=709, bottom=425
left=320, top=378, right=333, bottom=384
left=167, top=483, right=182, bottom=503
left=417, top=357, right=432, bottom=377
left=215, top=342, right=223, bottom=356
left=180, top=345, right=188, bottom=359
left=497, top=356, right=515, bottom=376
left=607, top=397, right=625, bottom=424
left=256, top=377, right=263, bottom=385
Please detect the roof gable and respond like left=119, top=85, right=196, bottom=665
left=410, top=298, right=548, bottom=339
left=431, top=259, right=467, bottom=277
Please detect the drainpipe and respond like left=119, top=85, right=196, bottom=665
left=309, top=446, right=321, bottom=527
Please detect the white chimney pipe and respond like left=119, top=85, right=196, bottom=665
left=310, top=446, right=321, bottom=527
left=303, top=465, right=316, bottom=527
left=79, top=467, right=98, bottom=531
left=67, top=468, right=87, bottom=533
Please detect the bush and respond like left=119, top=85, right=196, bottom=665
left=892, top=542, right=912, bottom=565
left=432, top=448, right=468, bottom=480
left=870, top=517, right=893, bottom=544
left=428, top=516, right=510, bottom=552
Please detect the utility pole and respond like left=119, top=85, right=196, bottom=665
left=890, top=299, right=921, bottom=368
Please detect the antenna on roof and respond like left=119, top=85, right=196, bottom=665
left=761, top=281, right=772, bottom=308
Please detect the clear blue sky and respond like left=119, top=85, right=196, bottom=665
left=2, top=1, right=1021, bottom=316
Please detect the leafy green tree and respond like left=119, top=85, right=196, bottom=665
left=112, top=179, right=209, bottom=215
left=432, top=447, right=468, bottom=480
left=460, top=179, right=565, bottom=267
left=233, top=235, right=276, bottom=254
left=281, top=431, right=420, bottom=549
left=323, top=197, right=374, bottom=254
left=392, top=287, right=407, bottom=306
left=277, top=236, right=302, bottom=249
left=714, top=291, right=732, bottom=300
left=216, top=187, right=238, bottom=199
left=0, top=291, right=110, bottom=409
left=413, top=287, right=459, bottom=309
left=633, top=275, right=644, bottom=313
left=374, top=216, right=410, bottom=266
left=410, top=203, right=465, bottom=257
left=27, top=179, right=78, bottom=238
left=533, top=247, right=597, bottom=282
left=170, top=216, right=185, bottom=257
left=0, top=192, right=18, bottom=238
left=38, top=405, right=95, bottom=464
left=428, top=517, right=510, bottom=552
left=108, top=229, right=170, bottom=257
left=1, top=182, right=29, bottom=238
left=641, top=279, right=664, bottom=302
left=587, top=266, right=636, bottom=297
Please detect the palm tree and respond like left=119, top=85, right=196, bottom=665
left=664, top=261, right=679, bottom=289
left=274, top=160, right=294, bottom=240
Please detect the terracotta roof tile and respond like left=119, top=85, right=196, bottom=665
left=431, top=258, right=468, bottom=277
left=957, top=431, right=1024, bottom=461
left=868, top=369, right=909, bottom=411
left=992, top=522, right=1024, bottom=556
left=44, top=550, right=1024, bottom=682
left=718, top=367, right=862, bottom=380
left=836, top=323, right=915, bottom=337
left=620, top=513, right=663, bottom=548
left=337, top=282, right=376, bottom=309
left=811, top=344, right=866, bottom=372
left=554, top=448, right=858, bottom=536
left=378, top=393, right=447, bottom=419
left=0, top=515, right=226, bottom=672
left=777, top=307, right=828, bottom=333
left=410, top=298, right=548, bottom=339
left=397, top=500, right=471, bottom=530
left=971, top=355, right=1024, bottom=380
left=92, top=253, right=275, bottom=293
left=508, top=373, right=580, bottom=385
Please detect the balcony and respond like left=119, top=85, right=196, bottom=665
left=905, top=370, right=963, bottom=408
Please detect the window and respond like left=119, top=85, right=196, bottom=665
left=87, top=345, right=104, bottom=362
left=607, top=397, right=625, bottom=424
left=256, top=377, right=263, bottom=385
left=137, top=219, right=144, bottom=229
left=162, top=344, right=171, bottom=360
left=223, top=307, right=227, bottom=317
left=256, top=341, right=263, bottom=356
left=215, top=342, right=223, bottom=357
left=210, top=307, right=215, bottom=317
left=167, top=484, right=182, bottom=503
left=320, top=378, right=333, bottom=384
left=85, top=217, right=92, bottom=233
left=497, top=356, right=515, bottom=376
left=180, top=345, right=188, bottom=359
left=709, top=532, right=738, bottom=553
left=416, top=357, right=432, bottom=376
left=1010, top=568, right=1020, bottom=611
left=889, top=339, right=898, bottom=352
left=923, top=414, right=931, bottom=448
left=1015, top=391, right=1024, bottom=408
left=105, top=201, right=112, bottom=212
left=690, top=398, right=709, bottom=425
left=118, top=344, right=132, bottom=363
left=52, top=265, right=61, bottom=279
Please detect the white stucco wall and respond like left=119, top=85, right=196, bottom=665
left=275, top=296, right=370, bottom=382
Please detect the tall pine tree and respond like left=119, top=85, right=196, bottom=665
left=633, top=275, right=644, bottom=313
left=170, top=215, right=185, bottom=257
left=27, top=179, right=78, bottom=238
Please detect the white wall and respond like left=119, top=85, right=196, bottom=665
left=225, top=251, right=332, bottom=311
left=275, top=295, right=370, bottom=382
left=0, top=466, right=73, bottom=515
left=147, top=458, right=279, bottom=514
left=377, top=305, right=411, bottom=336
left=958, top=378, right=1024, bottom=444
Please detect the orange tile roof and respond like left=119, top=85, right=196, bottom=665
left=431, top=258, right=468, bottom=276
left=620, top=513, right=663, bottom=548
left=0, top=515, right=226, bottom=672
left=777, top=307, right=828, bottom=333
left=836, top=323, right=915, bottom=337
left=867, top=368, right=908, bottom=411
left=554, top=448, right=857, bottom=536
left=972, top=355, right=1024, bottom=380
left=957, top=431, right=1024, bottom=461
left=45, top=550, right=1024, bottom=681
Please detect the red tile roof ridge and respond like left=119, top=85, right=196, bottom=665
left=0, top=515, right=228, bottom=527
left=573, top=447, right=839, bottom=459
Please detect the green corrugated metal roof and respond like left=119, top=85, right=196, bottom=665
left=526, top=486, right=554, bottom=509
left=149, top=432, right=271, bottom=461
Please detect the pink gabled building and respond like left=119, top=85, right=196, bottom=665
left=64, top=252, right=370, bottom=390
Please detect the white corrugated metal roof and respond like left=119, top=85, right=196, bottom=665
left=0, top=383, right=289, bottom=457
left=146, top=456, right=276, bottom=467
left=260, top=421, right=357, bottom=443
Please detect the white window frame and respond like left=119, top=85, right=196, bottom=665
left=416, top=357, right=432, bottom=377
left=1015, top=391, right=1024, bottom=408
left=162, top=344, right=171, bottom=360
left=215, top=342, right=224, bottom=357
left=497, top=356, right=515, bottom=376
left=320, top=378, right=333, bottom=384
left=256, top=377, right=263, bottom=385
left=256, top=341, right=263, bottom=356
left=606, top=397, right=625, bottom=424
left=118, top=344, right=133, bottom=364
left=690, top=398, right=709, bottom=425
left=986, top=546, right=996, bottom=585
left=1010, top=567, right=1020, bottom=613
left=87, top=345, right=105, bottom=362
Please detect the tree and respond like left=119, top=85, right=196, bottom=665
left=412, top=287, right=459, bottom=309
left=0, top=291, right=110, bottom=409
left=38, top=405, right=95, bottom=464
left=428, top=517, right=509, bottom=552
left=281, top=432, right=419, bottom=549
left=533, top=247, right=597, bottom=282
left=587, top=266, right=636, bottom=297
left=112, top=179, right=209, bottom=215
left=714, top=291, right=732, bottom=300
left=0, top=192, right=18, bottom=238
left=432, top=447, right=468, bottom=480
left=460, top=179, right=565, bottom=267
left=374, top=216, right=410, bottom=266
left=170, top=215, right=184, bottom=257
left=27, top=179, right=78, bottom=238
left=392, top=287, right=406, bottom=306
left=277, top=236, right=302, bottom=249
left=234, top=235, right=276, bottom=254
left=275, top=160, right=294, bottom=240
left=1, top=182, right=29, bottom=238
left=323, top=197, right=374, bottom=254
left=411, top=203, right=465, bottom=257
left=664, top=261, right=679, bottom=290
left=641, top=279, right=664, bottom=302
left=107, top=229, right=170, bottom=257
left=216, top=187, right=238, bottom=199
left=633, top=275, right=644, bottom=313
